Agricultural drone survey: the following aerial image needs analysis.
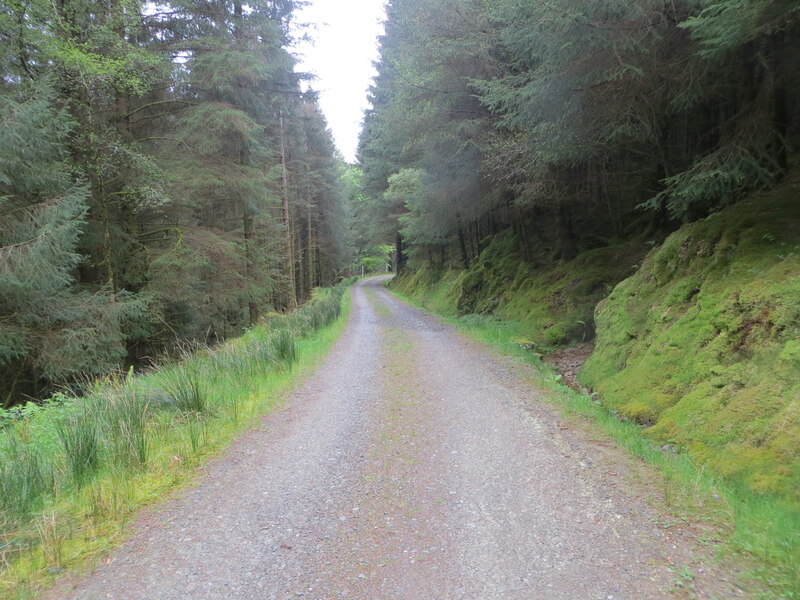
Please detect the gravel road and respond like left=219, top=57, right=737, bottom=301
left=47, top=277, right=743, bottom=600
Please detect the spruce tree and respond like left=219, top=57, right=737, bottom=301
left=0, top=84, right=143, bottom=405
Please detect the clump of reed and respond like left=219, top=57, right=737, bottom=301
left=0, top=280, right=351, bottom=595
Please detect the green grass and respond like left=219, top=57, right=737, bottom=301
left=56, top=414, right=101, bottom=488
left=0, top=281, right=353, bottom=599
left=387, top=285, right=799, bottom=599
left=159, top=369, right=208, bottom=415
left=269, top=328, right=298, bottom=368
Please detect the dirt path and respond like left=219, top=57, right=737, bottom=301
left=47, top=278, right=743, bottom=600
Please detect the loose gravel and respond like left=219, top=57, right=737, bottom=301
left=46, top=278, right=745, bottom=600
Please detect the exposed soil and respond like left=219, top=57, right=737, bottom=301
left=544, top=342, right=595, bottom=392
left=43, top=278, right=747, bottom=600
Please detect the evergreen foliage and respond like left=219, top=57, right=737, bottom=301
left=0, top=1, right=354, bottom=405
left=358, top=0, right=799, bottom=267
left=0, top=83, right=143, bottom=406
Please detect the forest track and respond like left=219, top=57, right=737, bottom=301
left=46, top=278, right=744, bottom=600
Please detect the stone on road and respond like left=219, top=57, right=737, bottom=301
left=47, top=278, right=738, bottom=600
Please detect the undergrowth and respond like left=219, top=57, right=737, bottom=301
left=0, top=280, right=352, bottom=599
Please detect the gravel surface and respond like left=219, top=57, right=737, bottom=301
left=47, top=277, right=744, bottom=600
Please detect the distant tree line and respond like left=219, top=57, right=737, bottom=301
left=358, top=0, right=799, bottom=267
left=0, top=0, right=353, bottom=406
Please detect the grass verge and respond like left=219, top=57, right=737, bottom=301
left=387, top=284, right=799, bottom=600
left=0, top=282, right=353, bottom=600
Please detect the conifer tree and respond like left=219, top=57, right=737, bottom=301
left=0, top=0, right=351, bottom=404
left=0, top=84, right=143, bottom=405
left=359, top=0, right=799, bottom=270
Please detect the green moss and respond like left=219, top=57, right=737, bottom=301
left=619, top=400, right=660, bottom=424
left=394, top=174, right=800, bottom=503
left=779, top=339, right=800, bottom=363
left=393, top=231, right=647, bottom=350
left=582, top=177, right=800, bottom=500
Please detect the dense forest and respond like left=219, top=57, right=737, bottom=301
left=358, top=0, right=798, bottom=264
left=0, top=1, right=798, bottom=593
left=0, top=0, right=359, bottom=406
left=356, top=0, right=800, bottom=500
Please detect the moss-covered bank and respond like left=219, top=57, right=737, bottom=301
left=392, top=231, right=648, bottom=348
left=393, top=178, right=799, bottom=501
left=582, top=182, right=800, bottom=500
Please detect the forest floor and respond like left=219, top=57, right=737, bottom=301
left=43, top=278, right=751, bottom=600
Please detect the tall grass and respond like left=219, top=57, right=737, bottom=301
left=159, top=369, right=207, bottom=414
left=57, top=414, right=100, bottom=488
left=106, top=391, right=150, bottom=470
left=0, top=280, right=352, bottom=597
left=269, top=329, right=297, bottom=368
left=0, top=435, right=51, bottom=520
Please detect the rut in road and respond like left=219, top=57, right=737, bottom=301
left=47, top=278, right=740, bottom=600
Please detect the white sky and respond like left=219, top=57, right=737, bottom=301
left=293, top=0, right=387, bottom=163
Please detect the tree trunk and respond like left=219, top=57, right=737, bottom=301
left=279, top=110, right=298, bottom=309
left=394, top=231, right=406, bottom=272
left=553, top=202, right=577, bottom=261
left=243, top=210, right=258, bottom=325
left=772, top=32, right=788, bottom=175
left=306, top=180, right=316, bottom=293
left=456, top=214, right=469, bottom=268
